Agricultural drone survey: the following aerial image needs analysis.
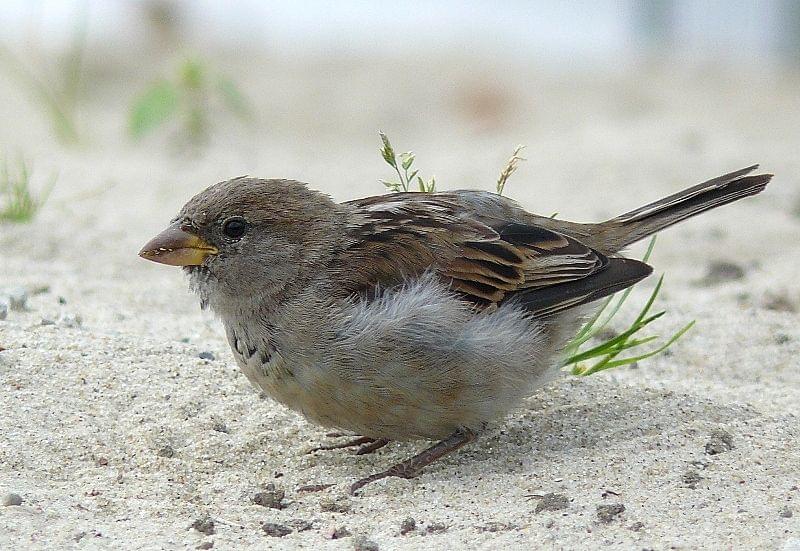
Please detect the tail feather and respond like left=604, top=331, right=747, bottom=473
left=605, top=165, right=772, bottom=249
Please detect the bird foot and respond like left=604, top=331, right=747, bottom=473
left=307, top=435, right=390, bottom=455
left=349, top=428, right=475, bottom=494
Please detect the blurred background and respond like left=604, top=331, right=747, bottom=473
left=0, top=0, right=798, bottom=245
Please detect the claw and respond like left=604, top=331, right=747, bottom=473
left=349, top=428, right=475, bottom=494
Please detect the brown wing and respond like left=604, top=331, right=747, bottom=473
left=337, top=192, right=651, bottom=315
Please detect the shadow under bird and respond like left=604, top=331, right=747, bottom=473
left=139, top=164, right=771, bottom=493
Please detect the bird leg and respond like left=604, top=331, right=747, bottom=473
left=350, top=428, right=476, bottom=494
left=354, top=438, right=391, bottom=455
left=308, top=435, right=390, bottom=455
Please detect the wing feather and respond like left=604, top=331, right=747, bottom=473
left=337, top=192, right=651, bottom=315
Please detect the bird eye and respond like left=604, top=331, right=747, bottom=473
left=222, top=217, right=247, bottom=239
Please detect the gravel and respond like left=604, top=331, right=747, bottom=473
left=252, top=483, right=285, bottom=509
left=261, top=522, right=292, bottom=537
left=353, top=535, right=380, bottom=550
left=533, top=493, right=570, bottom=513
left=2, top=493, right=23, bottom=506
left=191, top=518, right=215, bottom=536
left=705, top=430, right=735, bottom=455
left=597, top=504, right=626, bottom=523
left=399, top=517, right=416, bottom=535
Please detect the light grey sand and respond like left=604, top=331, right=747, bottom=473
left=1, top=56, right=799, bottom=549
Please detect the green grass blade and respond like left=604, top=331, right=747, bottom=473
left=217, top=76, right=254, bottom=119
left=564, top=311, right=665, bottom=365
left=129, top=81, right=179, bottom=139
left=584, top=321, right=696, bottom=372
left=0, top=158, right=55, bottom=223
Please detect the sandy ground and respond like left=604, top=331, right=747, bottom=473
left=1, top=54, right=799, bottom=550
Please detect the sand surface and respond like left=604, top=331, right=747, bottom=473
left=1, top=55, right=799, bottom=549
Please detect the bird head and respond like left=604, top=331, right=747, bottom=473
left=139, top=177, right=344, bottom=312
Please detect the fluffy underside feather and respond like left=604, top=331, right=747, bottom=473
left=221, top=274, right=581, bottom=440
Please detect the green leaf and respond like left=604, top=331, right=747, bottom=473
left=401, top=152, right=415, bottom=170
left=129, top=81, right=179, bottom=139
left=180, top=59, right=205, bottom=90
left=380, top=179, right=402, bottom=192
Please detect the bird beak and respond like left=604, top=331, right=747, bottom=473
left=139, top=222, right=218, bottom=266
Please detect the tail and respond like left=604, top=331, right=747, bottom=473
left=601, top=165, right=772, bottom=250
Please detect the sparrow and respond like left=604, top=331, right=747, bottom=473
left=139, top=164, right=771, bottom=493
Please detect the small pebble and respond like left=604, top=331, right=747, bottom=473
left=41, top=317, right=56, bottom=326
left=705, top=429, right=735, bottom=455
left=630, top=521, right=645, bottom=531
left=2, top=493, right=23, bottom=506
left=698, top=261, right=746, bottom=286
left=262, top=522, right=293, bottom=537
left=597, top=503, right=625, bottom=523
left=199, top=351, right=215, bottom=361
left=329, top=526, right=351, bottom=539
left=534, top=492, right=569, bottom=513
left=353, top=536, right=380, bottom=551
left=780, top=506, right=793, bottom=518
left=763, top=293, right=797, bottom=313
left=253, top=483, right=285, bottom=509
left=196, top=542, right=214, bottom=550
left=191, top=517, right=215, bottom=535
left=320, top=496, right=351, bottom=513
left=425, top=523, right=447, bottom=534
left=682, top=470, right=703, bottom=489
left=399, top=517, right=416, bottom=535
left=157, top=445, right=176, bottom=458
left=211, top=420, right=229, bottom=433
left=7, top=287, right=28, bottom=311
left=595, top=327, right=618, bottom=341
left=60, top=313, right=82, bottom=328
